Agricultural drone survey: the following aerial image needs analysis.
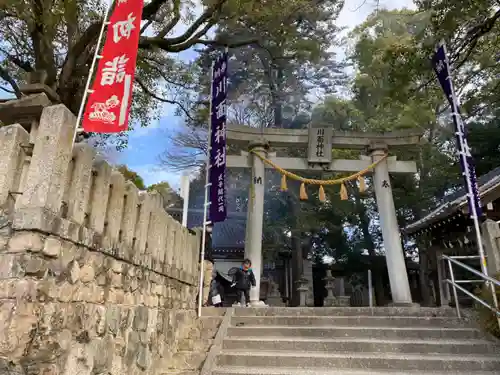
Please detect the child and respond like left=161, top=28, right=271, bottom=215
left=231, top=259, right=256, bottom=307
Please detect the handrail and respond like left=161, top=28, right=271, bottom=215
left=443, top=255, right=500, bottom=288
left=441, top=255, right=500, bottom=330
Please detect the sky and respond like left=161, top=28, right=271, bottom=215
left=119, top=0, right=416, bottom=191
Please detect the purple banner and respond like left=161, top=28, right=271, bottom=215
left=431, top=42, right=482, bottom=219
left=208, top=52, right=228, bottom=223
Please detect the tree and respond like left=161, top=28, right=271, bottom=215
left=116, top=165, right=146, bottom=190
left=201, top=0, right=346, bottom=128
left=415, top=0, right=500, bottom=69
left=147, top=181, right=183, bottom=209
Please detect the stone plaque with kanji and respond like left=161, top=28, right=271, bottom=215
left=307, top=126, right=333, bottom=163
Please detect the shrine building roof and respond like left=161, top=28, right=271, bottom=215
left=405, top=166, right=500, bottom=236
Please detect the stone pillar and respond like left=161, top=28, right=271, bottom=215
left=303, top=259, right=314, bottom=306
left=267, top=277, right=285, bottom=306
left=481, top=219, right=500, bottom=276
left=436, top=250, right=450, bottom=307
left=338, top=277, right=345, bottom=297
left=296, top=277, right=309, bottom=307
left=323, top=270, right=336, bottom=307
left=244, top=142, right=267, bottom=305
left=17, top=105, right=76, bottom=213
left=370, top=145, right=413, bottom=305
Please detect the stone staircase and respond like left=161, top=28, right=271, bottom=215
left=208, top=307, right=500, bottom=375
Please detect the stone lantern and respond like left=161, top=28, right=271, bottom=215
left=323, top=270, right=337, bottom=307
left=295, top=277, right=309, bottom=307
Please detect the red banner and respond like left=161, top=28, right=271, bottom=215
left=82, top=0, right=144, bottom=133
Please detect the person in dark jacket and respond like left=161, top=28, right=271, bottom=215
left=231, top=259, right=256, bottom=306
left=209, top=268, right=223, bottom=307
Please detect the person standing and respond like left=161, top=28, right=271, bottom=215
left=209, top=268, right=223, bottom=307
left=231, top=259, right=256, bottom=307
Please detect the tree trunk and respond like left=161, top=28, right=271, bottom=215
left=350, top=182, right=387, bottom=305
left=418, top=245, right=432, bottom=306
left=271, top=63, right=304, bottom=305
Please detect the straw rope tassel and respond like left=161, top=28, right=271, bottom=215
left=318, top=185, right=326, bottom=202
left=340, top=183, right=348, bottom=201
left=280, top=174, right=288, bottom=192
left=358, top=176, right=366, bottom=193
left=299, top=183, right=308, bottom=200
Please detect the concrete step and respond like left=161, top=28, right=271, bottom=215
left=202, top=307, right=227, bottom=316
left=200, top=316, right=223, bottom=330
left=213, top=367, right=500, bottom=375
left=225, top=325, right=483, bottom=340
left=215, top=351, right=500, bottom=372
left=222, top=337, right=498, bottom=355
left=231, top=315, right=466, bottom=328
left=232, top=307, right=457, bottom=317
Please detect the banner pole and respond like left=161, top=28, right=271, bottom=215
left=71, top=0, right=113, bottom=147
left=197, top=61, right=215, bottom=318
left=441, top=42, right=500, bottom=325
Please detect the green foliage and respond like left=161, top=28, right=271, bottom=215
left=147, top=181, right=183, bottom=209
left=116, top=165, right=146, bottom=190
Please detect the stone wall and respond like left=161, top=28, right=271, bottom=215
left=0, top=104, right=208, bottom=374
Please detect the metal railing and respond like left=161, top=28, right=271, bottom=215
left=442, top=255, right=500, bottom=330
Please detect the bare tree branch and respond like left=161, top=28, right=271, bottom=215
left=0, top=66, right=22, bottom=98
left=161, top=0, right=228, bottom=46
left=142, top=0, right=169, bottom=20
left=135, top=76, right=194, bottom=121
left=0, top=47, right=33, bottom=72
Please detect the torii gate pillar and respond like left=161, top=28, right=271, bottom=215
left=244, top=141, right=268, bottom=305
left=370, top=143, right=413, bottom=305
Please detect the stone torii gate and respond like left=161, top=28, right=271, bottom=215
left=226, top=124, right=421, bottom=306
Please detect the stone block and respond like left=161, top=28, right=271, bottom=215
left=0, top=124, right=29, bottom=208
left=121, top=181, right=139, bottom=250
left=106, top=306, right=121, bottom=336
left=80, top=264, right=95, bottom=283
left=125, top=330, right=140, bottom=367
left=102, top=170, right=125, bottom=251
left=43, top=237, right=62, bottom=257
left=8, top=231, right=44, bottom=253
left=17, top=105, right=76, bottom=213
left=67, top=144, right=94, bottom=225
left=134, top=192, right=154, bottom=263
left=164, top=216, right=175, bottom=268
left=24, top=257, right=48, bottom=277
left=0, top=254, right=24, bottom=278
left=69, top=260, right=80, bottom=284
left=0, top=234, right=7, bottom=252
left=88, top=159, right=111, bottom=234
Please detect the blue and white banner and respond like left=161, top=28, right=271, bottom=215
left=431, top=41, right=482, bottom=219
left=208, top=52, right=228, bottom=223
